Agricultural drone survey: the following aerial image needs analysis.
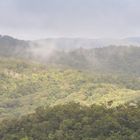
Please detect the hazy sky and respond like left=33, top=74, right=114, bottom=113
left=0, top=0, right=140, bottom=40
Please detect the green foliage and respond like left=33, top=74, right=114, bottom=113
left=0, top=58, right=140, bottom=121
left=0, top=102, right=140, bottom=140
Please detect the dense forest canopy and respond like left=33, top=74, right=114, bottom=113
left=0, top=102, right=140, bottom=140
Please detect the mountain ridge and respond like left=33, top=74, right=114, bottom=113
left=1, top=34, right=140, bottom=50
left=0, top=35, right=140, bottom=75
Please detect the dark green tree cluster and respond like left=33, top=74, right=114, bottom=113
left=0, top=102, right=140, bottom=140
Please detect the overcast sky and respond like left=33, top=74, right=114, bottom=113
left=0, top=0, right=140, bottom=40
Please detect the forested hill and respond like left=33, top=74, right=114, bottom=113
left=0, top=58, right=140, bottom=121
left=0, top=35, right=30, bottom=57
left=45, top=46, right=140, bottom=75
left=0, top=36, right=140, bottom=139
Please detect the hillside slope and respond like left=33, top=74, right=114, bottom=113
left=0, top=58, right=140, bottom=121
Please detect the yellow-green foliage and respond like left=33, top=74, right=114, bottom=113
left=0, top=57, right=140, bottom=121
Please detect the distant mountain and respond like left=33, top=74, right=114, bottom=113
left=1, top=35, right=140, bottom=56
left=0, top=35, right=140, bottom=75
left=124, top=37, right=140, bottom=44
left=34, top=37, right=140, bottom=50
left=0, top=35, right=30, bottom=57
